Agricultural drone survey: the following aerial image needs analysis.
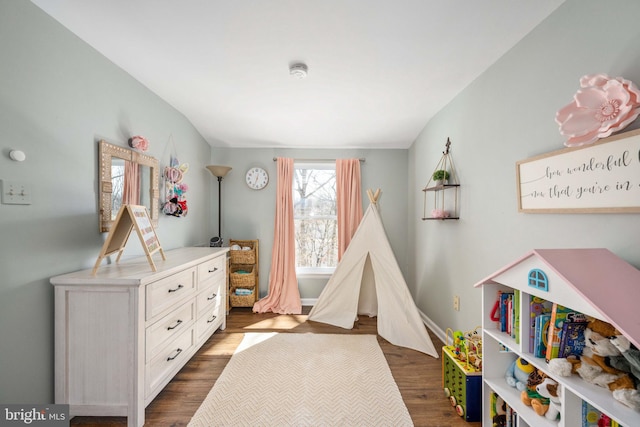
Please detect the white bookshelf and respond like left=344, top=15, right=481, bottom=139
left=475, top=249, right=640, bottom=427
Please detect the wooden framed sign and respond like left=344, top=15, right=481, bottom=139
left=516, top=129, right=640, bottom=213
left=92, top=204, right=165, bottom=275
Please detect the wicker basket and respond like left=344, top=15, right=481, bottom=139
left=230, top=289, right=255, bottom=307
left=230, top=264, right=255, bottom=287
left=229, top=239, right=256, bottom=265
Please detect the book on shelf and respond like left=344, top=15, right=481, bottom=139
left=582, top=401, right=622, bottom=427
left=507, top=295, right=513, bottom=336
left=512, top=290, right=520, bottom=344
left=528, top=296, right=552, bottom=353
left=533, top=313, right=551, bottom=358
left=558, top=321, right=588, bottom=358
left=495, top=289, right=520, bottom=344
left=498, top=291, right=514, bottom=333
left=545, top=303, right=588, bottom=361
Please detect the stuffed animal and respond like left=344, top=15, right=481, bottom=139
left=520, top=365, right=551, bottom=417
left=506, top=357, right=533, bottom=391
left=536, top=378, right=561, bottom=420
left=610, top=335, right=640, bottom=381
left=609, top=334, right=640, bottom=412
left=492, top=394, right=506, bottom=427
left=547, top=318, right=640, bottom=411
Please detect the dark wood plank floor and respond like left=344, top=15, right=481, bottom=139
left=71, top=307, right=481, bottom=427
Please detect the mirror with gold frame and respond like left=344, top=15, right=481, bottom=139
left=98, top=140, right=159, bottom=232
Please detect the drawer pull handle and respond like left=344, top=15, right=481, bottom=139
left=168, top=284, right=184, bottom=293
left=167, top=348, right=182, bottom=361
left=167, top=319, right=183, bottom=330
left=207, top=293, right=217, bottom=301
left=207, top=315, right=217, bottom=323
left=208, top=267, right=218, bottom=273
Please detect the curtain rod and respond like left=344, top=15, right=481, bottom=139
left=272, top=157, right=365, bottom=163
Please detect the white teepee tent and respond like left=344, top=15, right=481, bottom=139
left=308, top=189, right=438, bottom=357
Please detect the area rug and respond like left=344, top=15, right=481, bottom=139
left=188, top=333, right=413, bottom=427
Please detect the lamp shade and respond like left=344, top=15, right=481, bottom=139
left=206, top=165, right=232, bottom=178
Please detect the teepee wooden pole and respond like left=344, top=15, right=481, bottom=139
left=367, top=188, right=381, bottom=205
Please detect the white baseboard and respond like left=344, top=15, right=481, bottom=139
left=301, top=298, right=318, bottom=307
left=417, top=309, right=446, bottom=345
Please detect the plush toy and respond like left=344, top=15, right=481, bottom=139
left=493, top=394, right=506, bottom=427
left=609, top=335, right=640, bottom=411
left=547, top=318, right=640, bottom=411
left=506, top=357, right=533, bottom=391
left=536, top=377, right=561, bottom=420
left=520, top=365, right=551, bottom=417
left=610, top=335, right=640, bottom=381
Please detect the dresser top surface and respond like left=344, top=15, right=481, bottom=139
left=51, top=247, right=229, bottom=286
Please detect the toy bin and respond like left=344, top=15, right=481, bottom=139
left=442, top=345, right=482, bottom=422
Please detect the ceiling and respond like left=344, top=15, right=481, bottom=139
left=31, top=0, right=565, bottom=149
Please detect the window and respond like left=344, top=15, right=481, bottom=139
left=293, top=162, right=337, bottom=275
left=528, top=268, right=549, bottom=292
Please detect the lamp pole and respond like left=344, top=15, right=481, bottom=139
left=206, top=165, right=232, bottom=247
left=217, top=176, right=223, bottom=242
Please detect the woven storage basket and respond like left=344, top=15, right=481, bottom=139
left=229, top=239, right=256, bottom=265
left=230, top=289, right=255, bottom=307
left=230, top=264, right=255, bottom=288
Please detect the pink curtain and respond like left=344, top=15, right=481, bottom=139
left=123, top=161, right=140, bottom=205
left=253, top=157, right=302, bottom=314
left=336, top=159, right=362, bottom=260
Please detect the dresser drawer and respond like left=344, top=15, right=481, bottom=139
left=197, top=256, right=226, bottom=289
left=146, top=267, right=196, bottom=320
left=196, top=280, right=224, bottom=318
left=146, top=327, right=195, bottom=398
left=145, top=301, right=195, bottom=363
left=195, top=306, right=225, bottom=342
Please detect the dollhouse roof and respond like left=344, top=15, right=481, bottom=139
left=474, top=248, right=640, bottom=349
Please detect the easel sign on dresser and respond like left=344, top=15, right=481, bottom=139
left=92, top=204, right=166, bottom=275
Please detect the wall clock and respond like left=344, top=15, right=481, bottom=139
left=245, top=167, right=269, bottom=190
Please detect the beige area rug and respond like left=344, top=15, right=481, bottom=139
left=188, top=333, right=413, bottom=427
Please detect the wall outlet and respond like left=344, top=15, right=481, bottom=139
left=1, top=180, right=32, bottom=205
left=453, top=295, right=460, bottom=311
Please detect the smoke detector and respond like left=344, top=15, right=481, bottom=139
left=289, top=63, right=308, bottom=79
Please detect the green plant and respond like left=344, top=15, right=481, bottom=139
left=432, top=170, right=450, bottom=181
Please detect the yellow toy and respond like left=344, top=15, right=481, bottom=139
left=446, top=327, right=483, bottom=371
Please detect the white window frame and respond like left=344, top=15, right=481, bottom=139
left=293, top=161, right=337, bottom=277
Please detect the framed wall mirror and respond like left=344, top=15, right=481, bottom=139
left=98, top=140, right=159, bottom=232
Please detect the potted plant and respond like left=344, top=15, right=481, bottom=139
left=432, top=170, right=450, bottom=185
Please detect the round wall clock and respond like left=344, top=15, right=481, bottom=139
left=245, top=167, right=269, bottom=190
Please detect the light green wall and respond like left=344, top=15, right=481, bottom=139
left=212, top=147, right=408, bottom=299
left=408, top=0, right=640, bottom=339
left=0, top=2, right=215, bottom=403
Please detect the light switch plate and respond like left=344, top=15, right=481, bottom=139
left=1, top=180, right=32, bottom=205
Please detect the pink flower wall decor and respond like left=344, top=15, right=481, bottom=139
left=555, top=73, right=640, bottom=147
left=128, top=135, right=149, bottom=152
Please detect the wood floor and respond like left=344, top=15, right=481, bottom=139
left=71, top=307, right=481, bottom=427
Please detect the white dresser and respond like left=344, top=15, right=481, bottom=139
left=51, top=247, right=228, bottom=427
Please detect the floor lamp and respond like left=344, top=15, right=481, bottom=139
left=206, top=165, right=232, bottom=247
